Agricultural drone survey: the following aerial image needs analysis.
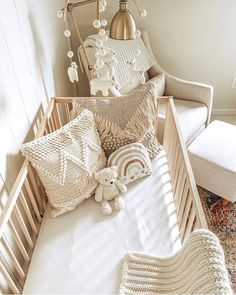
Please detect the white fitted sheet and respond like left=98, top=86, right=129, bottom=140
left=23, top=151, right=181, bottom=294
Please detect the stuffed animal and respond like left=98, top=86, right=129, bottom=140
left=127, top=59, right=145, bottom=85
left=94, top=166, right=127, bottom=216
left=90, top=78, right=118, bottom=96
left=94, top=48, right=118, bottom=82
left=67, top=62, right=79, bottom=83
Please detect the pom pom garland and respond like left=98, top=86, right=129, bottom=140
left=67, top=51, right=74, bottom=58
left=57, top=10, right=63, bottom=18
left=93, top=19, right=101, bottom=29
left=140, top=9, right=147, bottom=17
left=64, top=29, right=71, bottom=37
left=101, top=19, right=108, bottom=27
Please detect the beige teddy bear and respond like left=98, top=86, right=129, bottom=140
left=94, top=166, right=127, bottom=216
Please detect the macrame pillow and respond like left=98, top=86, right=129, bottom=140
left=71, top=74, right=164, bottom=159
left=107, top=143, right=152, bottom=185
left=21, top=109, right=106, bottom=218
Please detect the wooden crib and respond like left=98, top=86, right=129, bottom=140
left=0, top=96, right=207, bottom=294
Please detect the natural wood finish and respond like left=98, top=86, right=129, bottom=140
left=0, top=260, right=20, bottom=294
left=1, top=235, right=25, bottom=280
left=163, top=97, right=208, bottom=242
left=19, top=192, right=38, bottom=234
left=8, top=220, right=30, bottom=263
left=0, top=96, right=208, bottom=293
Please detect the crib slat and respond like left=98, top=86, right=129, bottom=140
left=54, top=103, right=62, bottom=128
left=1, top=235, right=25, bottom=280
left=14, top=204, right=34, bottom=249
left=19, top=192, right=38, bottom=235
left=47, top=119, right=53, bottom=133
left=175, top=176, right=186, bottom=215
left=8, top=220, right=30, bottom=263
left=49, top=115, right=56, bottom=132
left=173, top=155, right=182, bottom=192
left=177, top=185, right=189, bottom=227
left=173, top=163, right=184, bottom=195
left=28, top=165, right=46, bottom=213
left=24, top=178, right=42, bottom=223
left=167, top=135, right=178, bottom=172
left=183, top=207, right=196, bottom=241
left=64, top=103, right=70, bottom=123
left=180, top=198, right=192, bottom=240
left=0, top=260, right=21, bottom=294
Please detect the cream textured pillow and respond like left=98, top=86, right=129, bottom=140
left=107, top=143, right=152, bottom=185
left=71, top=75, right=164, bottom=159
left=21, top=109, right=106, bottom=218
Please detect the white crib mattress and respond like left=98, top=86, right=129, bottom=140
left=23, top=151, right=181, bottom=294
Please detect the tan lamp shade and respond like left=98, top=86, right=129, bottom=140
left=109, top=0, right=136, bottom=40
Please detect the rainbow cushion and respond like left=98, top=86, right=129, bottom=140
left=108, top=143, right=152, bottom=185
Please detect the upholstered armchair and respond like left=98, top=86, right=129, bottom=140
left=142, top=31, right=213, bottom=145
left=78, top=30, right=213, bottom=146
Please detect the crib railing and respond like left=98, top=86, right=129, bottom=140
left=162, top=98, right=208, bottom=242
left=0, top=96, right=207, bottom=294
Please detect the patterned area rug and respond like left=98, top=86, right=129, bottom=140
left=198, top=187, right=236, bottom=291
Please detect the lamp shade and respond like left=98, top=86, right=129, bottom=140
left=109, top=0, right=136, bottom=40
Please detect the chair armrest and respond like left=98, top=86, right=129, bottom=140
left=164, top=73, right=213, bottom=125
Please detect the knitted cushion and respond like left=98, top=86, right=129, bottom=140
left=107, top=143, right=152, bottom=185
left=21, top=109, right=106, bottom=218
left=120, top=230, right=232, bottom=295
left=71, top=75, right=164, bottom=159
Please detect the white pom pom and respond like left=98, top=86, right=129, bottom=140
left=64, top=29, right=71, bottom=37
left=102, top=35, right=108, bottom=42
left=135, top=30, right=141, bottom=38
left=135, top=49, right=141, bottom=56
left=101, top=19, right=108, bottom=27
left=101, top=0, right=107, bottom=7
left=96, top=60, right=104, bottom=69
left=140, top=9, right=147, bottom=17
left=67, top=51, right=74, bottom=58
left=93, top=19, right=101, bottom=29
left=99, top=29, right=106, bottom=36
left=96, top=39, right=103, bottom=47
left=57, top=10, right=63, bottom=18
left=99, top=4, right=105, bottom=12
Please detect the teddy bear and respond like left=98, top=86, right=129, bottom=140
left=94, top=166, right=127, bottom=216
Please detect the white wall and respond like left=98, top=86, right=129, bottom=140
left=0, top=0, right=75, bottom=209
left=75, top=0, right=236, bottom=112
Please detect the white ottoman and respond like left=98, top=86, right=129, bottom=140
left=188, top=120, right=236, bottom=202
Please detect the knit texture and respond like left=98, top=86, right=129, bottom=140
left=21, top=109, right=106, bottom=218
left=71, top=80, right=164, bottom=159
left=120, top=230, right=233, bottom=295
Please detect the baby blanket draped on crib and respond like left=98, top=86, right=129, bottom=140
left=120, top=230, right=232, bottom=295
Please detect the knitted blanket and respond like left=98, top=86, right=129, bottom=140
left=120, top=230, right=233, bottom=295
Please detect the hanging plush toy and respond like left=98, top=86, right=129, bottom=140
left=127, top=50, right=145, bottom=85
left=67, top=62, right=79, bottom=83
left=90, top=79, right=118, bottom=96
left=93, top=48, right=118, bottom=81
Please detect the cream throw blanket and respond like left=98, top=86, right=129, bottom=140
left=120, top=230, right=232, bottom=295
left=83, top=33, right=155, bottom=88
